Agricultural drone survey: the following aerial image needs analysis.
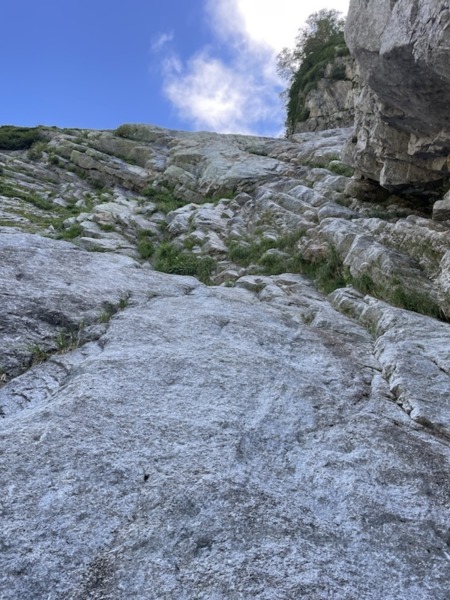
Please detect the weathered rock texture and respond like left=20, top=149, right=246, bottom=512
left=344, top=0, right=450, bottom=190
left=294, top=56, right=359, bottom=133
left=1, top=124, right=450, bottom=598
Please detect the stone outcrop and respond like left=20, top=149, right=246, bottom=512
left=1, top=124, right=450, bottom=598
left=344, top=0, right=450, bottom=190
left=293, top=56, right=359, bottom=133
left=433, top=189, right=450, bottom=221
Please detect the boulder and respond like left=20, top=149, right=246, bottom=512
left=433, top=190, right=450, bottom=221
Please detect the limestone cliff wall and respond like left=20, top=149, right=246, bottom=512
left=343, top=0, right=450, bottom=190
left=293, top=56, right=359, bottom=133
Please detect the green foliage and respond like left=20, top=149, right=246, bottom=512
left=92, top=179, right=107, bottom=191
left=99, top=297, right=130, bottom=320
left=0, top=180, right=54, bottom=210
left=183, top=238, right=197, bottom=250
left=118, top=297, right=129, bottom=310
left=115, top=124, right=135, bottom=139
left=228, top=242, right=258, bottom=266
left=138, top=238, right=155, bottom=259
left=26, top=344, right=49, bottom=366
left=365, top=208, right=409, bottom=221
left=342, top=270, right=443, bottom=320
left=25, top=194, right=54, bottom=210
left=229, top=227, right=446, bottom=320
left=277, top=10, right=349, bottom=134
left=97, top=222, right=116, bottom=233
left=56, top=223, right=83, bottom=240
left=55, top=326, right=82, bottom=353
left=143, top=186, right=186, bottom=213
left=137, top=231, right=155, bottom=259
left=328, top=162, right=354, bottom=177
left=228, top=230, right=305, bottom=270
left=314, top=247, right=347, bottom=293
left=0, top=181, right=18, bottom=198
left=26, top=321, right=86, bottom=367
left=258, top=252, right=289, bottom=275
left=275, top=229, right=306, bottom=251
left=387, top=285, right=443, bottom=319
left=351, top=273, right=377, bottom=295
left=329, top=63, right=346, bottom=80
left=203, top=189, right=236, bottom=205
left=99, top=309, right=114, bottom=323
left=0, top=126, right=43, bottom=150
left=27, top=142, right=47, bottom=161
left=153, top=242, right=216, bottom=284
left=98, top=299, right=129, bottom=323
left=228, top=233, right=350, bottom=293
left=48, top=152, right=60, bottom=166
left=228, top=238, right=275, bottom=267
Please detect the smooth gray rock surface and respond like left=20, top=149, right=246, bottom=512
left=1, top=234, right=450, bottom=599
left=1, top=124, right=450, bottom=598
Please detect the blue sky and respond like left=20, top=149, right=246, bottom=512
left=2, top=0, right=349, bottom=135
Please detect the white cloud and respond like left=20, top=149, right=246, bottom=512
left=208, top=0, right=350, bottom=53
left=162, top=54, right=182, bottom=75
left=163, top=51, right=281, bottom=134
left=160, top=0, right=350, bottom=135
left=151, top=31, right=174, bottom=53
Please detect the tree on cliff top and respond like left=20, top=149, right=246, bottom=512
left=277, top=10, right=348, bottom=135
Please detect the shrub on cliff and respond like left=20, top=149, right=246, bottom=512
left=0, top=126, right=43, bottom=150
left=277, top=10, right=349, bottom=134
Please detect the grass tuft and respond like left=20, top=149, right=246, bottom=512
left=153, top=242, right=216, bottom=284
left=137, top=231, right=155, bottom=259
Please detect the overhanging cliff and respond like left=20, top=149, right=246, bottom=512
left=343, top=0, right=450, bottom=191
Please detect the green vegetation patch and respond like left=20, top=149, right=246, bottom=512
left=277, top=10, right=349, bottom=134
left=312, top=247, right=348, bottom=293
left=55, top=223, right=83, bottom=240
left=153, top=241, right=216, bottom=284
left=387, top=280, right=443, bottom=320
left=0, top=180, right=53, bottom=210
left=27, top=343, right=50, bottom=366
left=114, top=124, right=135, bottom=139
left=143, top=186, right=186, bottom=213
left=228, top=229, right=306, bottom=270
left=328, top=162, right=354, bottom=177
left=137, top=230, right=155, bottom=259
left=228, top=230, right=444, bottom=316
left=0, top=126, right=44, bottom=150
left=99, top=297, right=130, bottom=323
left=27, top=142, right=48, bottom=161
left=97, top=222, right=117, bottom=233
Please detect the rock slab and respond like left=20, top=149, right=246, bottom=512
left=1, top=233, right=450, bottom=599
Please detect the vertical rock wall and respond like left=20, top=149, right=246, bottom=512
left=343, top=0, right=450, bottom=190
left=293, top=56, right=359, bottom=133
